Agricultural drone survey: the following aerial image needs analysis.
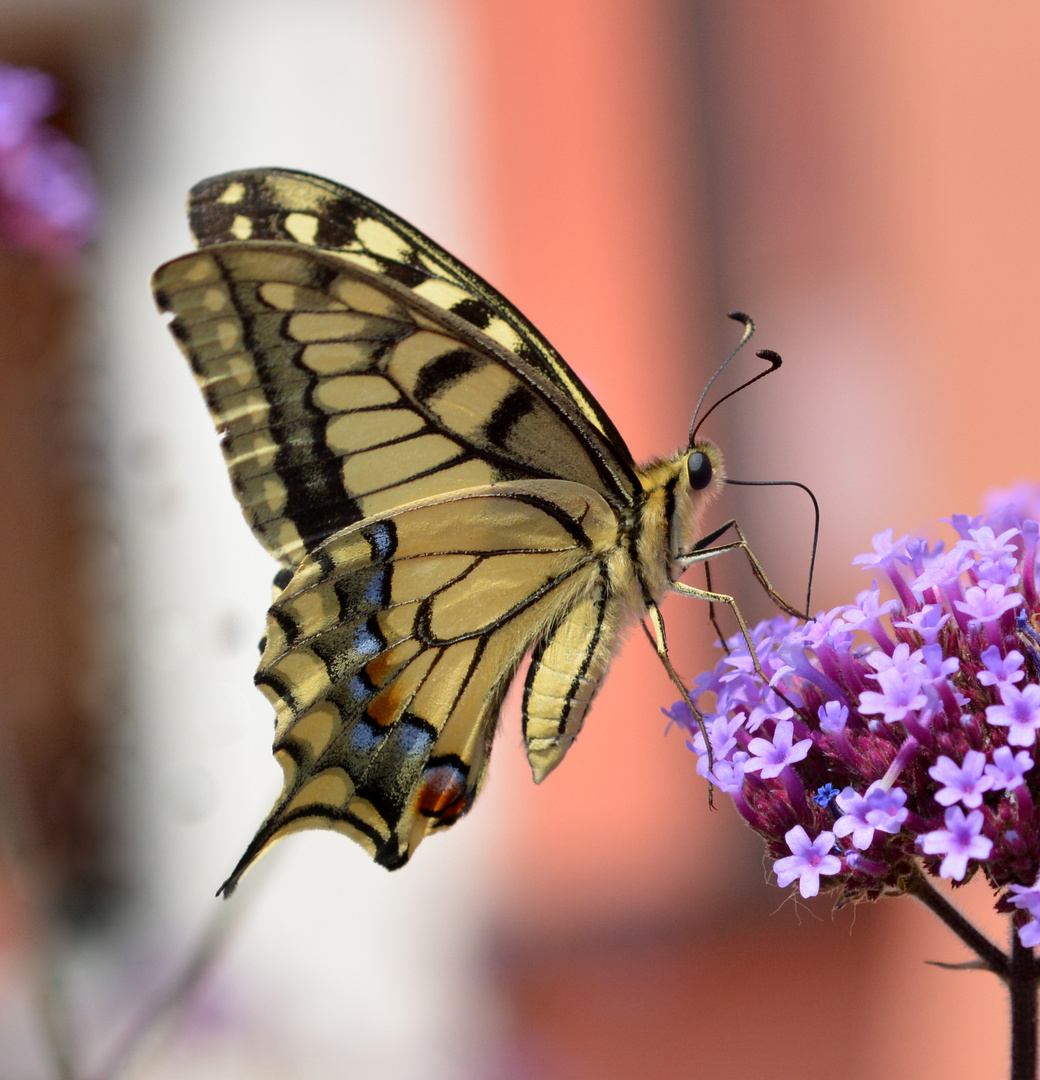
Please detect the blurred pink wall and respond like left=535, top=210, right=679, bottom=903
left=462, top=0, right=731, bottom=934
left=458, top=1, right=1034, bottom=1076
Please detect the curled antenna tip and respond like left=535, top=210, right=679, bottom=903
left=756, top=349, right=782, bottom=368
left=727, top=311, right=752, bottom=326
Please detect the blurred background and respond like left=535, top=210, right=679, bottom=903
left=0, top=0, right=1036, bottom=1076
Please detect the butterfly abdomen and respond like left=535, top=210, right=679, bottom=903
left=517, top=445, right=725, bottom=783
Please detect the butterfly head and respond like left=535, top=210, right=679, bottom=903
left=668, top=441, right=726, bottom=579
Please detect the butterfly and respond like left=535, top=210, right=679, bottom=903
left=152, top=168, right=798, bottom=894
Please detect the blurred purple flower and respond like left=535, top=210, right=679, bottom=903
left=0, top=62, right=97, bottom=263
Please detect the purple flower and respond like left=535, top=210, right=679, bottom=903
left=773, top=827, right=842, bottom=898
left=1006, top=880, right=1040, bottom=947
left=928, top=751, right=993, bottom=808
left=955, top=584, right=1023, bottom=625
left=893, top=604, right=950, bottom=644
left=964, top=526, right=1021, bottom=561
left=857, top=667, right=928, bottom=725
left=984, top=746, right=1034, bottom=790
left=984, top=484, right=1040, bottom=526
left=911, top=549, right=974, bottom=596
left=688, top=714, right=744, bottom=775
left=1019, top=919, right=1040, bottom=948
left=865, top=642, right=925, bottom=680
left=1007, top=879, right=1040, bottom=917
left=986, top=683, right=1040, bottom=746
left=919, top=807, right=993, bottom=880
left=851, top=529, right=908, bottom=571
left=976, top=557, right=1019, bottom=589
left=0, top=65, right=54, bottom=150
left=978, top=646, right=1025, bottom=688
left=744, top=720, right=812, bottom=779
left=833, top=783, right=909, bottom=849
left=706, top=754, right=748, bottom=794
left=817, top=701, right=848, bottom=734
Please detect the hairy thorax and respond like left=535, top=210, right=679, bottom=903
left=624, top=442, right=725, bottom=605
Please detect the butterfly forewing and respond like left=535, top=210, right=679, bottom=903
left=152, top=242, right=635, bottom=566
left=187, top=168, right=636, bottom=462
left=220, top=481, right=618, bottom=884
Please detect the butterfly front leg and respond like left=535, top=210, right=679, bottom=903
left=668, top=522, right=808, bottom=729
left=678, top=517, right=807, bottom=621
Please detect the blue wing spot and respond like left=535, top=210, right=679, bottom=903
left=389, top=716, right=435, bottom=759
left=348, top=719, right=383, bottom=757
left=364, top=568, right=387, bottom=606
left=367, top=522, right=395, bottom=560
left=348, top=674, right=371, bottom=701
left=354, top=624, right=381, bottom=657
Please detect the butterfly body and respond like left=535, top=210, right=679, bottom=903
left=153, top=170, right=726, bottom=887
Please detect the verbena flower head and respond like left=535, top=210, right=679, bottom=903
left=0, top=63, right=97, bottom=262
left=670, top=485, right=1040, bottom=942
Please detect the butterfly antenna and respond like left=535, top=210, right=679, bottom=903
left=722, top=477, right=820, bottom=615
left=691, top=346, right=783, bottom=445
left=688, top=312, right=757, bottom=444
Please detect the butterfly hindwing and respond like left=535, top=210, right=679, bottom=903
left=152, top=242, right=636, bottom=566
left=186, top=168, right=636, bottom=462
left=217, top=480, right=619, bottom=885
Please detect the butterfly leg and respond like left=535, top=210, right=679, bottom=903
left=641, top=602, right=716, bottom=797
left=679, top=518, right=807, bottom=620
left=668, top=577, right=765, bottom=682
left=669, top=571, right=804, bottom=722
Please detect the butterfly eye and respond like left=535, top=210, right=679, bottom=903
left=686, top=451, right=713, bottom=491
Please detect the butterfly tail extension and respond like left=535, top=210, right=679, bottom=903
left=521, top=571, right=624, bottom=782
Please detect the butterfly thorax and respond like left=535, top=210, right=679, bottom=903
left=629, top=442, right=725, bottom=604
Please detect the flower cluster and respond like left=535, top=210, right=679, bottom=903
left=0, top=63, right=96, bottom=262
left=669, top=485, right=1040, bottom=944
